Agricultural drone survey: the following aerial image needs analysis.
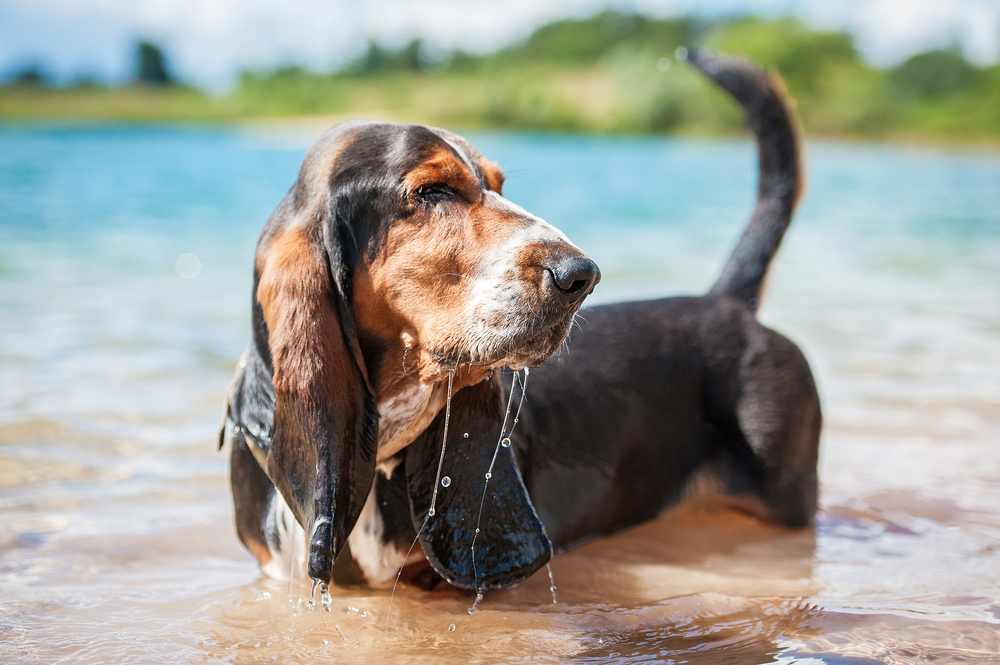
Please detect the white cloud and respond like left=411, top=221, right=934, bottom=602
left=1, top=0, right=997, bottom=89
left=851, top=0, right=1000, bottom=66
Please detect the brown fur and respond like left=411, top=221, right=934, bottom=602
left=226, top=119, right=599, bottom=587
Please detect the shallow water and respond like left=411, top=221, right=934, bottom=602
left=1, top=125, right=999, bottom=664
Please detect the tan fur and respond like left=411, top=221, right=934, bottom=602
left=256, top=227, right=343, bottom=401
left=479, top=157, right=505, bottom=194
left=768, top=71, right=806, bottom=208
left=355, top=150, right=572, bottom=460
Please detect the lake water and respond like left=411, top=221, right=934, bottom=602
left=1, top=124, right=999, bottom=664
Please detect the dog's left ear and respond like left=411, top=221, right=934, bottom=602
left=250, top=201, right=379, bottom=587
left=404, top=376, right=552, bottom=590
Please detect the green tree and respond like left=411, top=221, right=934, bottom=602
left=136, top=41, right=172, bottom=85
left=890, top=49, right=981, bottom=99
left=349, top=40, right=425, bottom=75
left=13, top=67, right=50, bottom=87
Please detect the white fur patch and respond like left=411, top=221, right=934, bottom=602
left=459, top=191, right=581, bottom=363
left=261, top=490, right=307, bottom=582
left=376, top=382, right=443, bottom=462
left=347, top=466, right=413, bottom=589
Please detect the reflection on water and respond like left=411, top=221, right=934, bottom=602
left=1, top=125, right=999, bottom=663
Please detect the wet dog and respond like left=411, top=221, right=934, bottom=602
left=222, top=48, right=819, bottom=596
left=367, top=49, right=820, bottom=587
left=221, top=117, right=600, bottom=594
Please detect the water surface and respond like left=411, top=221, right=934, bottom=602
left=1, top=125, right=999, bottom=663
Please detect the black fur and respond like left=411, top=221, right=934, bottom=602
left=404, top=378, right=551, bottom=590
left=226, top=49, right=818, bottom=593
left=224, top=119, right=563, bottom=590
left=507, top=48, right=820, bottom=551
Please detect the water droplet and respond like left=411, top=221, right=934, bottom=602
left=549, top=586, right=557, bottom=593
left=428, top=507, right=436, bottom=517
left=513, top=419, right=518, bottom=424
left=475, top=528, right=479, bottom=534
left=448, top=623, right=456, bottom=632
left=260, top=591, right=271, bottom=600
left=476, top=593, right=483, bottom=602
left=322, top=639, right=329, bottom=646
left=484, top=472, right=492, bottom=480
left=500, top=438, right=511, bottom=448
left=441, top=476, right=451, bottom=487
left=463, top=432, right=469, bottom=439
left=321, top=590, right=332, bottom=612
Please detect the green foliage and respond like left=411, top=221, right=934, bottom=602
left=890, top=49, right=982, bottom=99
left=136, top=41, right=172, bottom=85
left=347, top=40, right=426, bottom=75
left=705, top=17, right=857, bottom=93
left=12, top=67, right=50, bottom=87
left=508, top=11, right=696, bottom=64
left=2, top=12, right=998, bottom=142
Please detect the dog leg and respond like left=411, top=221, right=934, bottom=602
left=716, top=328, right=821, bottom=527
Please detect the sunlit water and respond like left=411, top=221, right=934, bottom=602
left=1, top=124, right=998, bottom=664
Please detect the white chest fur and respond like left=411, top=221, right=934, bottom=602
left=376, top=382, right=444, bottom=462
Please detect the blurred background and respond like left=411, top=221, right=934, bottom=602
left=2, top=0, right=999, bottom=139
left=2, top=1, right=999, bottom=663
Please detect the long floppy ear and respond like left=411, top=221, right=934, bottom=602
left=404, top=376, right=551, bottom=590
left=241, top=201, right=378, bottom=587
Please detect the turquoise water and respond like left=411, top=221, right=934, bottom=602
left=1, top=124, right=999, bottom=663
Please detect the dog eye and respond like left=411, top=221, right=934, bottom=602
left=414, top=183, right=452, bottom=204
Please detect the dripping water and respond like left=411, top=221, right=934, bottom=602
left=469, top=367, right=529, bottom=614
left=310, top=578, right=319, bottom=609
left=385, top=370, right=456, bottom=637
left=546, top=563, right=558, bottom=605
left=428, top=371, right=456, bottom=518
left=468, top=592, right=484, bottom=615
left=287, top=521, right=296, bottom=598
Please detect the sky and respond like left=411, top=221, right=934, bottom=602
left=1, top=0, right=998, bottom=89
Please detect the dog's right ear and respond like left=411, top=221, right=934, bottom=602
left=227, top=188, right=379, bottom=588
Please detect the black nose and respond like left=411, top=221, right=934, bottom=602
left=546, top=257, right=601, bottom=303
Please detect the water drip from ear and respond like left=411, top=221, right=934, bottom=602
left=428, top=371, right=455, bottom=517
left=385, top=370, right=456, bottom=637
left=469, top=367, right=529, bottom=614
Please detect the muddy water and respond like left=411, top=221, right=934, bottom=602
left=2, top=126, right=999, bottom=663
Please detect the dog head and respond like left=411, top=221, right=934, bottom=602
left=226, top=120, right=598, bottom=590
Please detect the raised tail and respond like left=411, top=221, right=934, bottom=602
left=685, top=47, right=804, bottom=310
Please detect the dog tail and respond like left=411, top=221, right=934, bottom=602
left=686, top=47, right=804, bottom=310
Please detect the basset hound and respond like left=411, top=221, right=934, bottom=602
left=222, top=48, right=820, bottom=597
left=220, top=116, right=600, bottom=594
